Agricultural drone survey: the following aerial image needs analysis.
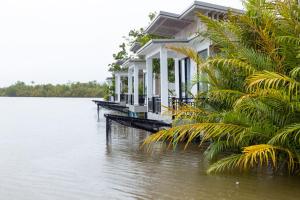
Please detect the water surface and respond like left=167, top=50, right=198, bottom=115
left=0, top=97, right=299, bottom=200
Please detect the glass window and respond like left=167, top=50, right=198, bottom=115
left=197, top=49, right=209, bottom=93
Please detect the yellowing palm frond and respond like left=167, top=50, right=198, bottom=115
left=143, top=122, right=249, bottom=149
left=208, top=144, right=295, bottom=174
left=172, top=104, right=209, bottom=122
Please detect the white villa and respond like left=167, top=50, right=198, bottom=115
left=112, top=1, right=242, bottom=122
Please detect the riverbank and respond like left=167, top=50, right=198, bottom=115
left=0, top=81, right=108, bottom=98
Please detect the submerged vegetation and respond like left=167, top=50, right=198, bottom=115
left=0, top=81, right=108, bottom=98
left=145, top=0, right=300, bottom=175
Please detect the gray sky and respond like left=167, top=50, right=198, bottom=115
left=0, top=0, right=243, bottom=87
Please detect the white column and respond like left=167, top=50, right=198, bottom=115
left=146, top=58, right=153, bottom=102
left=160, top=47, right=168, bottom=112
left=128, top=70, right=132, bottom=104
left=181, top=60, right=186, bottom=97
left=134, top=66, right=139, bottom=105
left=116, top=74, right=121, bottom=102
left=174, top=58, right=180, bottom=98
left=128, top=71, right=132, bottom=95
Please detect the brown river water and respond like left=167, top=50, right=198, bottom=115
left=0, top=97, right=299, bottom=200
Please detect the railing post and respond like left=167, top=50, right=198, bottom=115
left=172, top=97, right=176, bottom=120
left=152, top=97, right=156, bottom=113
left=97, top=104, right=100, bottom=121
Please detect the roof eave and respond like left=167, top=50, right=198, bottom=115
left=137, top=39, right=189, bottom=56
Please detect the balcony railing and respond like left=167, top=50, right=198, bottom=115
left=129, top=94, right=134, bottom=105
left=168, top=97, right=202, bottom=111
left=138, top=95, right=146, bottom=106
left=129, top=94, right=146, bottom=106
left=120, top=94, right=126, bottom=102
left=147, top=97, right=205, bottom=114
left=148, top=97, right=161, bottom=114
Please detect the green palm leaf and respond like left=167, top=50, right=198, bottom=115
left=247, top=71, right=300, bottom=97
left=269, top=123, right=300, bottom=146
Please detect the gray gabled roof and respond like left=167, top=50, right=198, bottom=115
left=122, top=58, right=145, bottom=68
left=129, top=42, right=142, bottom=53
left=145, top=1, right=243, bottom=37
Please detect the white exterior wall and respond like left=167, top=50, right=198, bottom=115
left=174, top=16, right=206, bottom=39
left=172, top=15, right=212, bottom=97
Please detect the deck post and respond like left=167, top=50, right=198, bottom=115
left=106, top=117, right=112, bottom=145
left=97, top=104, right=100, bottom=121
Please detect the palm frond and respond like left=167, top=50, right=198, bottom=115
left=207, top=154, right=243, bottom=174
left=276, top=36, right=300, bottom=45
left=143, top=122, right=249, bottom=149
left=238, top=47, right=276, bottom=71
left=208, top=57, right=256, bottom=75
left=209, top=89, right=245, bottom=108
left=172, top=104, right=210, bottom=122
left=205, top=141, right=243, bottom=161
left=269, top=123, right=300, bottom=146
left=290, top=67, right=300, bottom=79
left=208, top=144, right=295, bottom=174
left=241, top=100, right=285, bottom=126
left=196, top=12, right=238, bottom=51
left=246, top=71, right=300, bottom=97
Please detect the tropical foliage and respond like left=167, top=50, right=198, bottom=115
left=0, top=81, right=108, bottom=98
left=108, top=12, right=176, bottom=97
left=108, top=12, right=160, bottom=73
left=145, top=0, right=300, bottom=175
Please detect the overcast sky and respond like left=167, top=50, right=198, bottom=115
left=0, top=0, right=243, bottom=87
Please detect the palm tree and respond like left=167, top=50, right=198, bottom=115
left=144, top=0, right=300, bottom=174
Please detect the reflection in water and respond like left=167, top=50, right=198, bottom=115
left=0, top=97, right=299, bottom=200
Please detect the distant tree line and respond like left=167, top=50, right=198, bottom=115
left=0, top=81, right=109, bottom=98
